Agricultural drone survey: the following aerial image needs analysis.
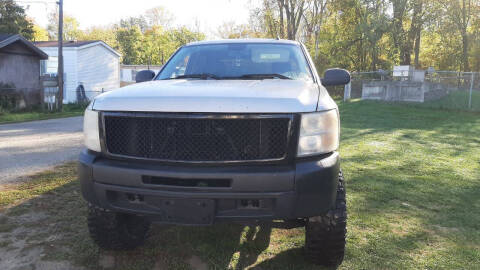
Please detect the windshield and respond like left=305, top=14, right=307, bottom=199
left=156, top=43, right=314, bottom=81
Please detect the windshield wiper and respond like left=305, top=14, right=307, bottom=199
left=168, top=73, right=220, bottom=80
left=228, top=74, right=292, bottom=80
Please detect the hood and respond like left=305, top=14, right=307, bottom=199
left=93, top=79, right=325, bottom=113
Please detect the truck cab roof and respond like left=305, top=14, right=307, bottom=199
left=186, top=38, right=300, bottom=47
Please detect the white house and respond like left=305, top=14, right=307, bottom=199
left=35, top=40, right=121, bottom=103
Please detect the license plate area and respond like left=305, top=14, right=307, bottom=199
left=159, top=198, right=214, bottom=225
left=105, top=190, right=215, bottom=225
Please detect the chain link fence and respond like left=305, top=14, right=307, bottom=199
left=344, top=70, right=480, bottom=112
left=44, top=87, right=105, bottom=111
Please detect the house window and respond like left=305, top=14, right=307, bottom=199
left=41, top=57, right=59, bottom=75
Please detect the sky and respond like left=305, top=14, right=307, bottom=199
left=18, top=0, right=253, bottom=37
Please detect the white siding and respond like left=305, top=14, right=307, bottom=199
left=38, top=47, right=78, bottom=103
left=77, top=44, right=120, bottom=101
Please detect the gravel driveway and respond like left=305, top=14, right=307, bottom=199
left=0, top=117, right=83, bottom=184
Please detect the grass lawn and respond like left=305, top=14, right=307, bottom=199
left=0, top=100, right=479, bottom=269
left=0, top=104, right=85, bottom=124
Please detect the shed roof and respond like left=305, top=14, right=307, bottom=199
left=0, top=34, right=49, bottom=59
left=0, top=34, right=16, bottom=42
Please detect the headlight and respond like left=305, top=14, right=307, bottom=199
left=297, top=109, right=339, bottom=157
left=83, top=105, right=101, bottom=152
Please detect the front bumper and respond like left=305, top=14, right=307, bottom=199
left=79, top=150, right=340, bottom=224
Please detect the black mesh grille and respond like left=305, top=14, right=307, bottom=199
left=103, top=114, right=291, bottom=162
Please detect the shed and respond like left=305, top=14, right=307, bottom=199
left=34, top=40, right=121, bottom=103
left=0, top=34, right=48, bottom=107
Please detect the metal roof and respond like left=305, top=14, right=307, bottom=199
left=34, top=40, right=121, bottom=57
left=34, top=40, right=100, bottom=48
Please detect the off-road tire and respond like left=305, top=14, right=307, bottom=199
left=87, top=205, right=151, bottom=250
left=305, top=170, right=347, bottom=267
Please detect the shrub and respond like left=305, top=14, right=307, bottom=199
left=0, top=82, right=23, bottom=113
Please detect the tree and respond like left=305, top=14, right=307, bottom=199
left=217, top=21, right=262, bottom=39
left=303, top=0, right=330, bottom=59
left=47, top=12, right=82, bottom=41
left=470, top=10, right=480, bottom=71
left=443, top=0, right=478, bottom=71
left=390, top=0, right=408, bottom=64
left=145, top=6, right=174, bottom=29
left=80, top=26, right=118, bottom=48
left=32, top=24, right=49, bottom=41
left=248, top=0, right=282, bottom=38
left=119, top=16, right=149, bottom=33
left=116, top=25, right=144, bottom=65
left=0, top=0, right=34, bottom=39
left=250, top=0, right=308, bottom=40
left=279, top=0, right=308, bottom=40
left=409, top=0, right=425, bottom=68
left=169, top=26, right=205, bottom=47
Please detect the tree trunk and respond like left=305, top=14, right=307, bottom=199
left=462, top=31, right=470, bottom=71
left=282, top=0, right=305, bottom=40
left=392, top=0, right=405, bottom=62
left=392, top=0, right=408, bottom=65
left=460, top=0, right=470, bottom=71
left=414, top=29, right=421, bottom=68
left=277, top=0, right=285, bottom=38
left=407, top=0, right=423, bottom=67
left=371, top=47, right=377, bottom=71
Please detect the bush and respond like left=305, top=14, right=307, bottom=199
left=0, top=83, right=23, bottom=113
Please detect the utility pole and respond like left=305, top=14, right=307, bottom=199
left=57, top=0, right=64, bottom=111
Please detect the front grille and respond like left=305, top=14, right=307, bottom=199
left=103, top=113, right=292, bottom=162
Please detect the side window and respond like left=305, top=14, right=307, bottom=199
left=41, top=57, right=59, bottom=75
left=40, top=60, right=47, bottom=75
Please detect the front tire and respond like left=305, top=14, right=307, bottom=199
left=305, top=170, right=347, bottom=267
left=87, top=205, right=150, bottom=250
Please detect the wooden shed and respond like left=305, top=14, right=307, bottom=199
left=0, top=34, right=48, bottom=107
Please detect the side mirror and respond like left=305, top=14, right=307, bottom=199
left=136, top=70, right=156, bottom=83
left=321, top=68, right=351, bottom=86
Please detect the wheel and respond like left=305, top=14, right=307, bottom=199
left=87, top=205, right=150, bottom=250
left=305, top=170, right=347, bottom=267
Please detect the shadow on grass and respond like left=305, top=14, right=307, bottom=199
left=1, top=179, right=322, bottom=270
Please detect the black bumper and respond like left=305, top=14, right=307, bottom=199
left=79, top=150, right=340, bottom=224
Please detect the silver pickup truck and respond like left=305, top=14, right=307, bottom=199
left=80, top=39, right=350, bottom=267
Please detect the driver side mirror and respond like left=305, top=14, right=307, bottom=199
left=136, top=70, right=156, bottom=83
left=321, top=68, right=351, bottom=86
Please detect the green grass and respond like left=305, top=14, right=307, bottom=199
left=0, top=100, right=479, bottom=269
left=422, top=90, right=480, bottom=111
left=0, top=104, right=86, bottom=124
